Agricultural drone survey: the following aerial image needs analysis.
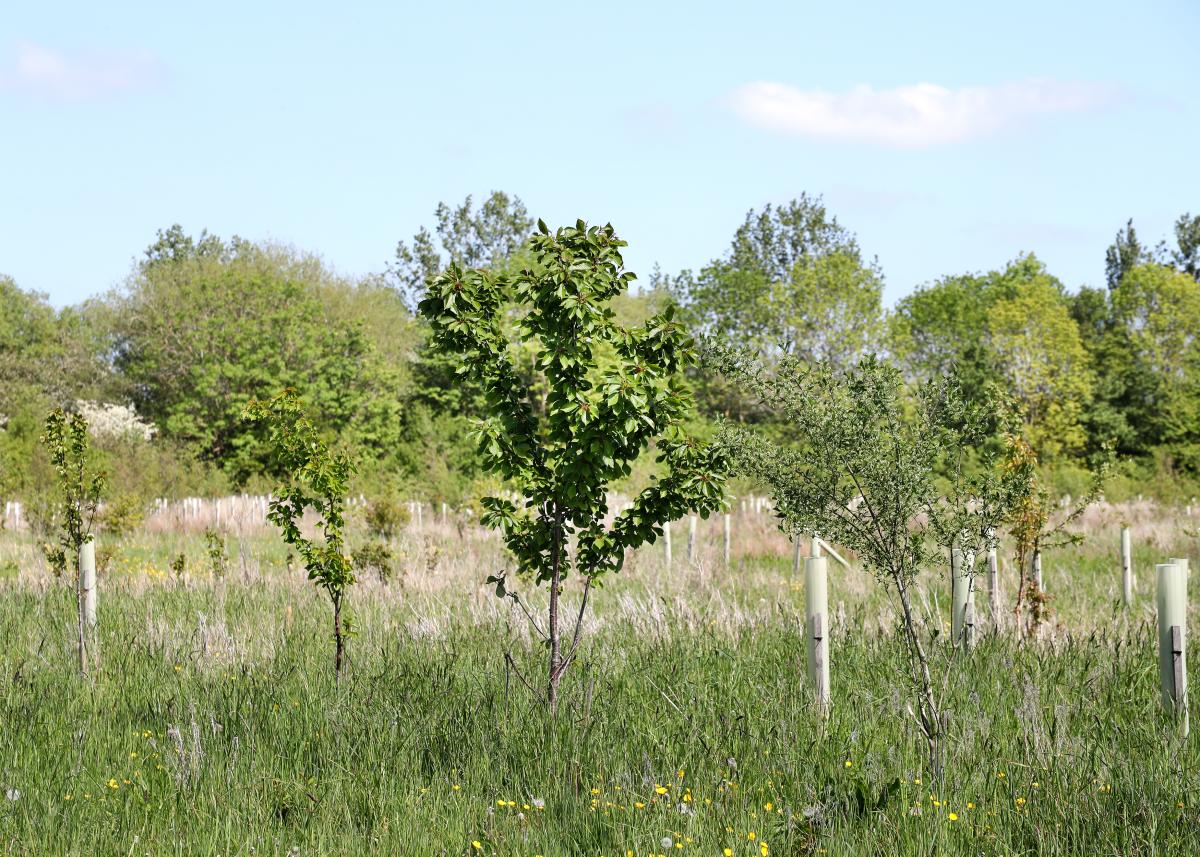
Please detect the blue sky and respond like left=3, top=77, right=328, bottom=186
left=2, top=0, right=1197, bottom=307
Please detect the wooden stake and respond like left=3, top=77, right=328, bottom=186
left=723, top=513, right=731, bottom=569
left=664, top=520, right=672, bottom=570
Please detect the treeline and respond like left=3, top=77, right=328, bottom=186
left=2, top=193, right=1199, bottom=511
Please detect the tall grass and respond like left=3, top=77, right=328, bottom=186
left=0, top=509, right=1195, bottom=855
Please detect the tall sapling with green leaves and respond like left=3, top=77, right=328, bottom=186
left=419, top=219, right=727, bottom=712
left=40, top=409, right=106, bottom=676
left=703, top=348, right=1026, bottom=779
left=244, top=390, right=356, bottom=678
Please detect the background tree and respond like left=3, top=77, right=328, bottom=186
left=392, top=191, right=533, bottom=310
left=419, top=219, right=727, bottom=711
left=1171, top=213, right=1200, bottom=281
left=888, top=271, right=997, bottom=389
left=892, top=255, right=1092, bottom=461
left=112, top=227, right=406, bottom=485
left=1110, top=262, right=1200, bottom=472
left=1105, top=219, right=1148, bottom=289
left=669, top=196, right=884, bottom=421
left=987, top=266, right=1093, bottom=458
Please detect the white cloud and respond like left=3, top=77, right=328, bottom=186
left=727, top=79, right=1118, bottom=147
left=0, top=42, right=162, bottom=102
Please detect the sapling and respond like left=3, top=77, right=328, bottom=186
left=419, top=219, right=727, bottom=712
left=244, top=390, right=356, bottom=679
left=40, top=409, right=106, bottom=677
left=703, top=348, right=1025, bottom=780
left=1004, top=436, right=1108, bottom=636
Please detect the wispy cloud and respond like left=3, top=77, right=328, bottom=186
left=0, top=42, right=163, bottom=102
left=727, top=79, right=1120, bottom=147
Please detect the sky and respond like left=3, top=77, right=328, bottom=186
left=1, top=0, right=1197, bottom=308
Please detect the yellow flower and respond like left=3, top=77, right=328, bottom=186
left=471, top=842, right=481, bottom=851
left=635, top=801, right=645, bottom=809
left=948, top=812, right=959, bottom=822
left=677, top=769, right=685, bottom=778
left=452, top=784, right=461, bottom=791
left=764, top=802, right=773, bottom=811
left=844, top=760, right=853, bottom=768
left=106, top=779, right=118, bottom=790
left=997, top=772, right=1005, bottom=779
left=655, top=785, right=668, bottom=795
left=748, top=832, right=757, bottom=841
left=591, top=788, right=601, bottom=795
left=1015, top=797, right=1026, bottom=807
left=760, top=846, right=769, bottom=856
left=966, top=802, right=975, bottom=810
left=724, top=850, right=733, bottom=857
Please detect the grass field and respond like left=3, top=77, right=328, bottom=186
left=0, top=504, right=1196, bottom=855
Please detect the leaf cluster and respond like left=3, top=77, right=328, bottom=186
left=702, top=343, right=1027, bottom=581
left=243, top=390, right=355, bottom=601
left=39, top=409, right=105, bottom=575
left=418, top=220, right=727, bottom=586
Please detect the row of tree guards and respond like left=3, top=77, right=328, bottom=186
left=660, top=516, right=1190, bottom=737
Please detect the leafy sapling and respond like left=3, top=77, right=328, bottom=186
left=703, top=347, right=1025, bottom=780
left=244, top=390, right=356, bottom=678
left=40, top=409, right=106, bottom=677
left=419, top=220, right=728, bottom=712
left=1004, top=436, right=1109, bottom=635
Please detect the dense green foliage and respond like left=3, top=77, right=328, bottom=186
left=2, top=196, right=1200, bottom=510
left=419, top=219, right=727, bottom=706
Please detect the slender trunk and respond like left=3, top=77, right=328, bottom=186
left=547, top=506, right=564, bottom=713
left=333, top=594, right=345, bottom=681
left=894, top=571, right=943, bottom=781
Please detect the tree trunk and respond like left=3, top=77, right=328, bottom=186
left=333, top=594, right=345, bottom=681
left=547, top=506, right=565, bottom=713
left=894, top=571, right=943, bottom=780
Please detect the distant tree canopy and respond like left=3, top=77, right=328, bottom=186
left=4, top=199, right=1200, bottom=504
left=391, top=191, right=534, bottom=310
left=667, top=196, right=884, bottom=422
left=890, top=255, right=1092, bottom=458
left=112, top=226, right=408, bottom=484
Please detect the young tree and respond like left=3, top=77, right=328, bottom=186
left=40, top=409, right=105, bottom=676
left=244, top=390, right=356, bottom=678
left=419, top=220, right=727, bottom=712
left=704, top=347, right=1024, bottom=779
left=1003, top=436, right=1108, bottom=634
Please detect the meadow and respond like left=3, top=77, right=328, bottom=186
left=0, top=502, right=1196, bottom=856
